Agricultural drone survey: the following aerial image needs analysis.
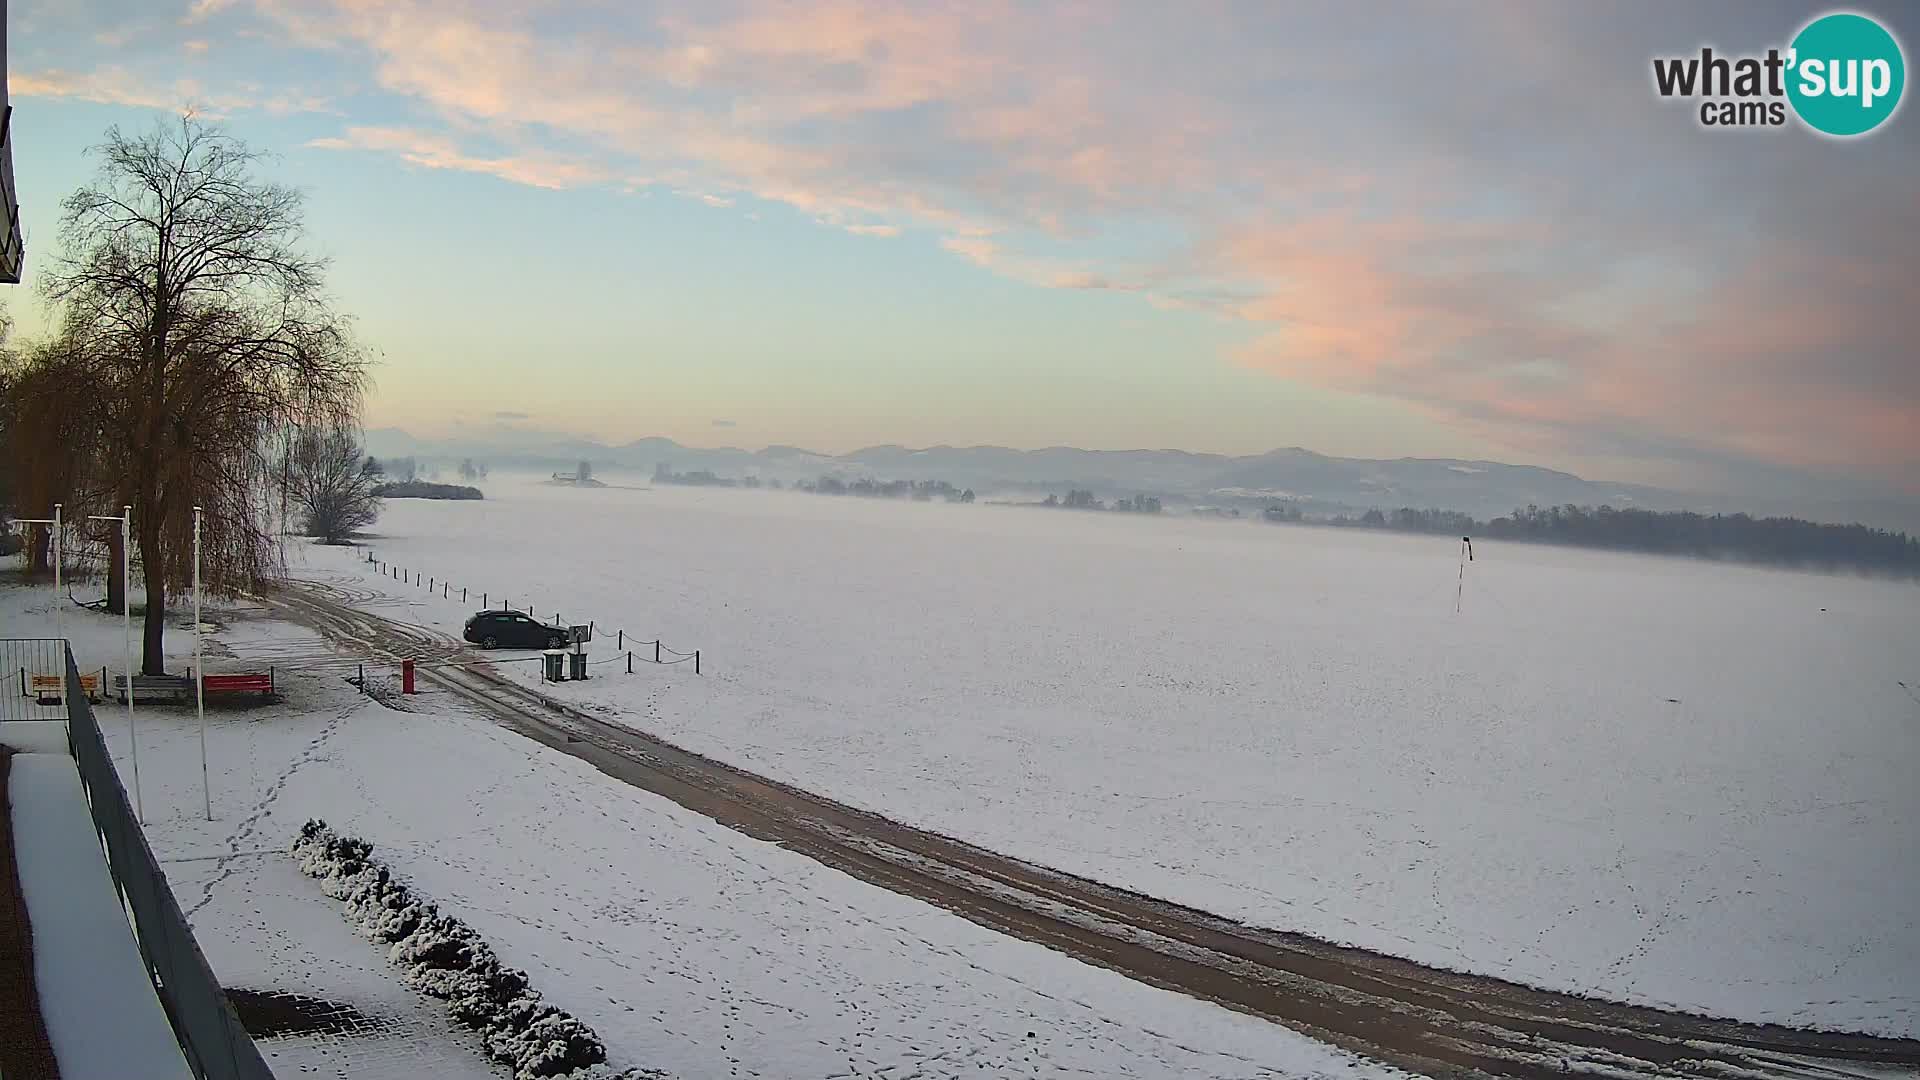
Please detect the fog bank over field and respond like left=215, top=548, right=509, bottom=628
left=367, top=428, right=1920, bottom=534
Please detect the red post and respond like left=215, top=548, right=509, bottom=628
left=402, top=658, right=416, bottom=695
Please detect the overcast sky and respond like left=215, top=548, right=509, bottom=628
left=8, top=1, right=1916, bottom=496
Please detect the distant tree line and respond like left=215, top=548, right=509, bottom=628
left=372, top=480, right=483, bottom=501
left=1039, top=490, right=1161, bottom=513
left=796, top=475, right=974, bottom=502
left=1308, top=502, right=1920, bottom=576
left=368, top=455, right=416, bottom=482
left=654, top=463, right=738, bottom=487
left=1321, top=506, right=1477, bottom=534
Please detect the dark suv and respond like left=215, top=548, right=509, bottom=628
left=463, top=610, right=569, bottom=650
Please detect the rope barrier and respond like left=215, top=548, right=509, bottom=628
left=352, top=550, right=704, bottom=675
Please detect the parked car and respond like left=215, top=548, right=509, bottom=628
left=463, top=610, right=569, bottom=650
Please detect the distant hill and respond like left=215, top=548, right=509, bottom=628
left=362, top=428, right=1920, bottom=534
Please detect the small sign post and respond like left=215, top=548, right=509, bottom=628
left=568, top=625, right=591, bottom=681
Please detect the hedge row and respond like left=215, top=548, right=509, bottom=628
left=293, top=820, right=663, bottom=1079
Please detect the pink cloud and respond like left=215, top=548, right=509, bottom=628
left=308, top=126, right=608, bottom=189
left=1223, top=207, right=1919, bottom=481
left=10, top=66, right=331, bottom=117
left=207, top=1, right=1919, bottom=486
left=940, top=235, right=998, bottom=267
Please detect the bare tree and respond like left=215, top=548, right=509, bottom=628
left=44, top=115, right=370, bottom=672
left=285, top=426, right=381, bottom=543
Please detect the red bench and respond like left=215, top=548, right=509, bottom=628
left=201, top=672, right=276, bottom=699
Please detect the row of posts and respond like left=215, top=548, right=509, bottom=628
left=353, top=545, right=698, bottom=699
left=356, top=644, right=699, bottom=700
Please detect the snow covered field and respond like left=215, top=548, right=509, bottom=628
left=310, top=477, right=1918, bottom=1036
left=0, top=585, right=1399, bottom=1079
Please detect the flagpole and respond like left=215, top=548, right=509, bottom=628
left=89, top=507, right=140, bottom=822
left=195, top=507, right=210, bottom=821
left=52, top=504, right=62, bottom=646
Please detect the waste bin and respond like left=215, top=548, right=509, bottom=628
left=568, top=650, right=588, bottom=680
left=542, top=650, right=566, bottom=682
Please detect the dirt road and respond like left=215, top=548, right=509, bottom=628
left=271, top=579, right=1920, bottom=1080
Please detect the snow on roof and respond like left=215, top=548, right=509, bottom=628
left=0, top=721, right=69, bottom=756
left=8, top=754, right=194, bottom=1080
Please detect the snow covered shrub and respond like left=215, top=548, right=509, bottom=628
left=292, top=820, right=619, bottom=1079
left=491, top=1011, right=607, bottom=1077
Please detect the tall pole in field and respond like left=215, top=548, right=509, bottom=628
left=1455, top=536, right=1473, bottom=616
left=124, top=506, right=139, bottom=823
left=195, top=507, right=210, bottom=821
left=52, top=504, right=62, bottom=645
left=92, top=507, right=140, bottom=822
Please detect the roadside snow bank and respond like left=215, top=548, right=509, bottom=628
left=293, top=820, right=662, bottom=1080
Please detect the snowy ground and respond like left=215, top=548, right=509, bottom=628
left=0, top=583, right=1405, bottom=1079
left=303, top=478, right=1917, bottom=1036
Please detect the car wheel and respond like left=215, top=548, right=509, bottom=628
left=482, top=635, right=498, bottom=648
left=547, top=635, right=564, bottom=649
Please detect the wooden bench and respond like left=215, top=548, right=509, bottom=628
left=202, top=672, right=276, bottom=700
left=28, top=673, right=101, bottom=705
left=114, top=675, right=194, bottom=704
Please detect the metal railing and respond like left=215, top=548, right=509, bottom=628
left=1, top=637, right=73, bottom=723
left=60, top=646, right=275, bottom=1080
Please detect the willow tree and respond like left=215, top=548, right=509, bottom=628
left=0, top=330, right=116, bottom=582
left=45, top=116, right=368, bottom=673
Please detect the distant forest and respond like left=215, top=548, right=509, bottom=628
left=1035, top=489, right=1163, bottom=513
left=372, top=480, right=483, bottom=501
left=655, top=464, right=980, bottom=502
left=795, top=476, right=975, bottom=501
left=1313, top=503, right=1920, bottom=577
left=642, top=462, right=1919, bottom=578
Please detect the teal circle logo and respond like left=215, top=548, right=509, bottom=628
left=1787, top=12, right=1905, bottom=136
